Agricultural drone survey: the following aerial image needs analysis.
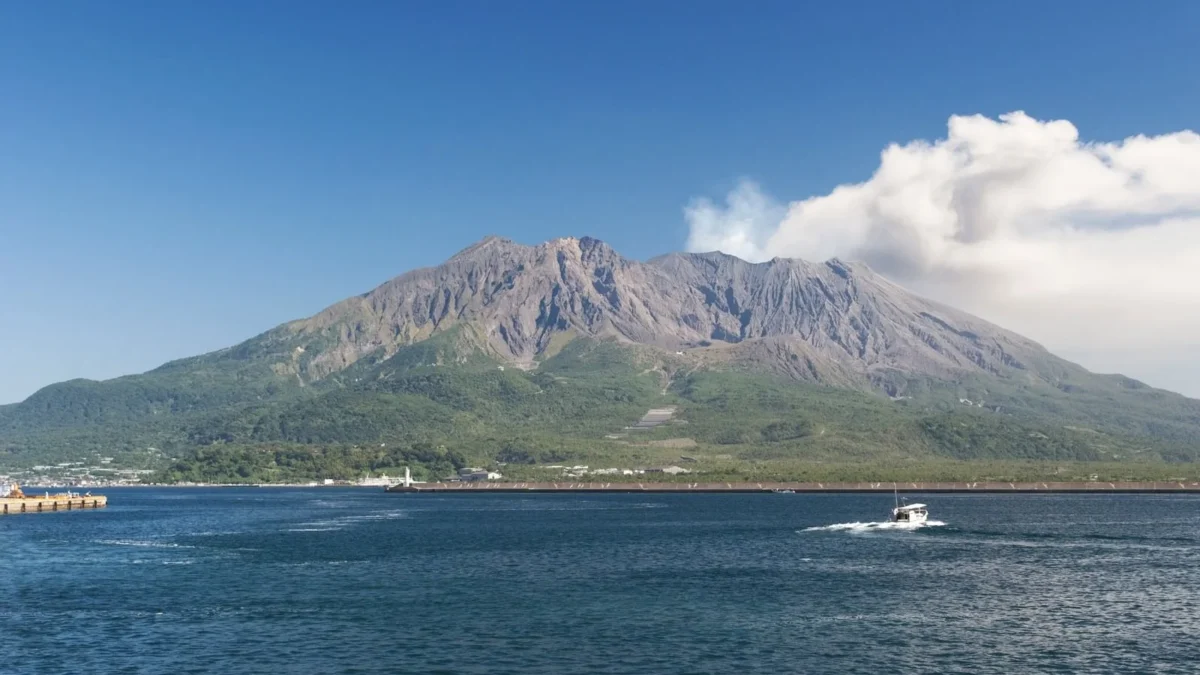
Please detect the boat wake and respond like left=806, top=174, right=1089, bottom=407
left=95, top=539, right=196, bottom=549
left=802, top=520, right=947, bottom=533
left=287, top=509, right=410, bottom=533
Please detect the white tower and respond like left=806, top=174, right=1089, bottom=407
left=404, top=467, right=412, bottom=488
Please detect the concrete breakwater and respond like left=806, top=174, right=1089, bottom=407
left=1, top=495, right=107, bottom=514
left=387, top=480, right=1200, bottom=494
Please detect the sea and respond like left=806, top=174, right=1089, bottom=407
left=2, top=488, right=1199, bottom=674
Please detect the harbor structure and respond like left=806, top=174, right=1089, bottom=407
left=1, top=481, right=107, bottom=515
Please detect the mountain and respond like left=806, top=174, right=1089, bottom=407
left=4, top=236, right=1199, bottom=481
left=192, top=234, right=1054, bottom=389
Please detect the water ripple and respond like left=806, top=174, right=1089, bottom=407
left=3, top=488, right=1199, bottom=674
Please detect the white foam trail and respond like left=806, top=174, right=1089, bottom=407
left=802, top=520, right=946, bottom=533
left=288, top=509, right=409, bottom=532
left=95, top=539, right=196, bottom=549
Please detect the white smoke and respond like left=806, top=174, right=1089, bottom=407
left=684, top=178, right=785, bottom=262
left=684, top=112, right=1200, bottom=396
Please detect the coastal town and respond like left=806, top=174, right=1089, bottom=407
left=3, top=460, right=155, bottom=488
left=0, top=459, right=696, bottom=489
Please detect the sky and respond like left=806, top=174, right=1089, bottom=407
left=2, top=1, right=1200, bottom=403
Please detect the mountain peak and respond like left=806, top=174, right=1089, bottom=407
left=823, top=257, right=857, bottom=278
left=448, top=235, right=521, bottom=261
left=539, top=234, right=612, bottom=250
left=282, top=235, right=1055, bottom=390
left=533, top=236, right=620, bottom=267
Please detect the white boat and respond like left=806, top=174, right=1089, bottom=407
left=889, top=488, right=928, bottom=524
left=891, top=502, right=928, bottom=525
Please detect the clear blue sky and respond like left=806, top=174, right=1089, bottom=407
left=2, top=0, right=1198, bottom=403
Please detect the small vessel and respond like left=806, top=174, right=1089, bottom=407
left=772, top=488, right=796, bottom=494
left=889, top=487, right=928, bottom=525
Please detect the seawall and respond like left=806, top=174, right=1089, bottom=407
left=1, top=495, right=108, bottom=514
left=387, top=481, right=1200, bottom=494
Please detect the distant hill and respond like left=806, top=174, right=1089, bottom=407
left=3, top=236, right=1199, bottom=481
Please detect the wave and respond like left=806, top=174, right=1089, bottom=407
left=802, top=520, right=947, bottom=533
left=409, top=501, right=669, bottom=513
left=310, top=500, right=355, bottom=508
left=95, top=539, right=195, bottom=549
left=284, top=509, right=411, bottom=532
left=341, top=510, right=408, bottom=521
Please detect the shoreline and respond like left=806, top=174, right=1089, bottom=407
left=17, top=483, right=378, bottom=490
left=386, top=480, right=1200, bottom=494
left=24, top=480, right=1200, bottom=493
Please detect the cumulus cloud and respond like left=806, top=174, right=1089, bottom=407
left=684, top=111, right=1200, bottom=395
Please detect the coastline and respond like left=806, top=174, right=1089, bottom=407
left=30, top=480, right=1200, bottom=493
left=387, top=480, right=1200, bottom=494
left=20, top=483, right=378, bottom=489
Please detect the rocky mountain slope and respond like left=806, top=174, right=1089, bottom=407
left=265, top=235, right=1051, bottom=390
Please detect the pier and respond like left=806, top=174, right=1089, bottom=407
left=387, top=480, right=1200, bottom=494
left=1, top=495, right=107, bottom=514
left=1, top=483, right=107, bottom=515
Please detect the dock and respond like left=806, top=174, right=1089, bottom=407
left=1, top=483, right=107, bottom=515
left=387, top=480, right=1200, bottom=494
left=1, top=495, right=107, bottom=514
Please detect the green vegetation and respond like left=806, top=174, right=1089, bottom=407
left=4, top=334, right=1200, bottom=483
left=157, top=442, right=471, bottom=484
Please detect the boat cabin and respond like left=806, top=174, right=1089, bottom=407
left=891, top=503, right=928, bottom=523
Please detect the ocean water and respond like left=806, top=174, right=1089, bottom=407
left=3, top=489, right=1199, bottom=674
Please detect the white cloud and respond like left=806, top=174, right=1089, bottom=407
left=684, top=178, right=782, bottom=262
left=684, top=112, right=1200, bottom=395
